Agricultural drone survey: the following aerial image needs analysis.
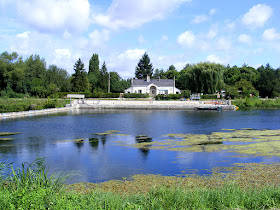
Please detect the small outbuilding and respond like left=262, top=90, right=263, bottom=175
left=125, top=75, right=181, bottom=97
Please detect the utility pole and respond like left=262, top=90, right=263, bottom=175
left=173, top=76, right=175, bottom=94
left=108, top=72, right=110, bottom=93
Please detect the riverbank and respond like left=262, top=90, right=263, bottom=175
left=233, top=98, right=280, bottom=109
left=1, top=160, right=280, bottom=209
left=0, top=98, right=70, bottom=113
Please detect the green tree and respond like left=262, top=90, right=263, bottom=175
left=256, top=64, right=277, bottom=98
left=109, top=72, right=130, bottom=93
left=135, top=52, right=153, bottom=79
left=88, top=54, right=100, bottom=91
left=164, top=65, right=179, bottom=79
left=89, top=53, right=99, bottom=73
left=71, top=58, right=88, bottom=92
left=24, top=54, right=47, bottom=96
left=46, top=65, right=71, bottom=92
left=98, top=61, right=109, bottom=91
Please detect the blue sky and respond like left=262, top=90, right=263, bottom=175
left=1, top=0, right=280, bottom=78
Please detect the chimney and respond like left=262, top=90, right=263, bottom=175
left=147, top=75, right=150, bottom=82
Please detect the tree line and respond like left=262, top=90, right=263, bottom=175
left=0, top=51, right=130, bottom=98
left=0, top=51, right=279, bottom=98
left=135, top=52, right=280, bottom=98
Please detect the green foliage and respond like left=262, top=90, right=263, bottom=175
left=155, top=94, right=181, bottom=100
left=181, top=90, right=191, bottom=98
left=123, top=93, right=149, bottom=98
left=135, top=52, right=153, bottom=79
left=0, top=98, right=69, bottom=112
left=178, top=62, right=225, bottom=94
left=233, top=98, right=280, bottom=109
left=88, top=53, right=99, bottom=73
left=201, top=94, right=218, bottom=100
left=71, top=58, right=88, bottom=92
left=109, top=72, right=130, bottom=93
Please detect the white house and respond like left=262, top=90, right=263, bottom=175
left=125, top=75, right=181, bottom=97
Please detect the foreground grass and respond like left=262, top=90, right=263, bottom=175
left=1, top=160, right=280, bottom=209
left=0, top=98, right=70, bottom=113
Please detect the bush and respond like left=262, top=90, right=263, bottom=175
left=123, top=93, right=149, bottom=98
left=201, top=94, right=218, bottom=100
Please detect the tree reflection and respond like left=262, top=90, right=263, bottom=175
left=101, top=136, right=107, bottom=147
left=74, top=139, right=84, bottom=149
left=135, top=135, right=152, bottom=160
left=89, top=138, right=99, bottom=150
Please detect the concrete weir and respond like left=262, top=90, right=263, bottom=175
left=0, top=99, right=237, bottom=119
left=75, top=99, right=237, bottom=111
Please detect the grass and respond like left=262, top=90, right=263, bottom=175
left=0, top=98, right=70, bottom=113
left=233, top=98, right=280, bottom=109
left=2, top=159, right=280, bottom=209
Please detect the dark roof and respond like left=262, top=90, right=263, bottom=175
left=131, top=79, right=174, bottom=87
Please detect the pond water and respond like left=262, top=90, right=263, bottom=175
left=0, top=109, right=280, bottom=183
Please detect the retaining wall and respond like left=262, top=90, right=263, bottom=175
left=0, top=107, right=74, bottom=119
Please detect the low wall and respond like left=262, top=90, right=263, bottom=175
left=0, top=99, right=237, bottom=120
left=75, top=100, right=236, bottom=110
left=0, top=107, right=73, bottom=119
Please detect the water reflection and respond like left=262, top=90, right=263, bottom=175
left=1, top=109, right=280, bottom=183
left=89, top=138, right=99, bottom=150
left=135, top=135, right=152, bottom=160
left=74, top=139, right=84, bottom=149
left=101, top=136, right=107, bottom=147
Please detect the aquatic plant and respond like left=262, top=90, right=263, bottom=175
left=0, top=132, right=20, bottom=136
left=116, top=129, right=280, bottom=157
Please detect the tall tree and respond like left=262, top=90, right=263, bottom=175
left=98, top=61, right=109, bottom=91
left=88, top=54, right=100, bottom=91
left=89, top=54, right=99, bottom=73
left=135, top=52, right=153, bottom=79
left=71, top=58, right=88, bottom=92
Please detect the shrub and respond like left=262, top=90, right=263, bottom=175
left=123, top=93, right=149, bottom=98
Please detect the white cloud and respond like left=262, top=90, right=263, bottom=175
left=16, top=31, right=30, bottom=38
left=138, top=34, right=145, bottom=44
left=16, top=0, right=90, bottom=33
left=238, top=34, right=251, bottom=44
left=191, top=15, right=208, bottom=24
left=209, top=8, right=216, bottom=16
left=242, top=4, right=273, bottom=28
left=206, top=54, right=225, bottom=64
left=217, top=37, right=232, bottom=51
left=89, top=29, right=110, bottom=47
left=263, top=28, right=280, bottom=41
left=207, top=25, right=218, bottom=39
left=93, top=0, right=191, bottom=30
left=177, top=31, right=195, bottom=47
left=107, top=49, right=146, bottom=77
left=54, top=49, right=71, bottom=60
left=161, top=35, right=168, bottom=41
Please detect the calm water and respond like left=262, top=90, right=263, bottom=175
left=0, top=109, right=280, bottom=183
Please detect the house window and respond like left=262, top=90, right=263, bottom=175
left=176, top=92, right=179, bottom=94
left=138, top=90, right=142, bottom=93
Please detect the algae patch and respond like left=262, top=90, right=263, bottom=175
left=117, top=129, right=280, bottom=157
left=0, top=132, right=21, bottom=136
left=94, top=130, right=121, bottom=136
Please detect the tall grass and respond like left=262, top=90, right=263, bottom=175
left=1, top=160, right=280, bottom=209
left=233, top=97, right=280, bottom=109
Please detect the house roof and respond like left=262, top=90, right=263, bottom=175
left=132, top=79, right=174, bottom=87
